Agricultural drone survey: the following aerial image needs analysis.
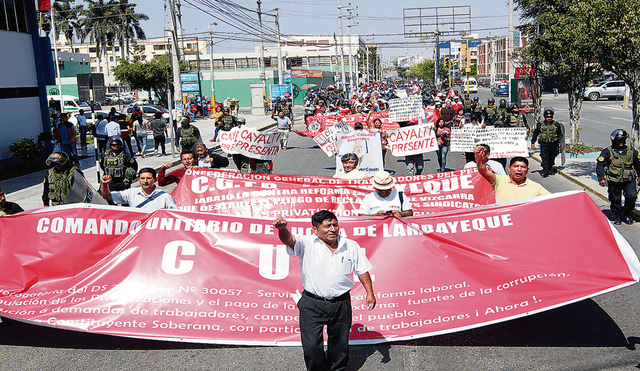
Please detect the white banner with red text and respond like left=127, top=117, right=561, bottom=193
left=387, top=125, right=438, bottom=157
left=219, top=127, right=281, bottom=160
left=312, top=122, right=353, bottom=157
left=170, top=168, right=495, bottom=217
left=0, top=191, right=638, bottom=345
left=451, top=127, right=529, bottom=158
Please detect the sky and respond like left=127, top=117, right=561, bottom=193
left=77, top=0, right=521, bottom=62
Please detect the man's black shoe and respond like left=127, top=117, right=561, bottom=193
left=541, top=172, right=549, bottom=178
left=614, top=219, right=622, bottom=225
left=625, top=217, right=634, bottom=225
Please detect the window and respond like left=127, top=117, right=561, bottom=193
left=0, top=0, right=28, bottom=33
left=308, top=56, right=330, bottom=67
left=287, top=57, right=303, bottom=68
left=153, top=44, right=166, bottom=50
left=58, top=61, right=65, bottom=70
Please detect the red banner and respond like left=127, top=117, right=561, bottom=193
left=0, top=191, right=638, bottom=345
left=38, top=0, right=51, bottom=12
left=170, top=168, right=495, bottom=217
left=305, top=110, right=441, bottom=137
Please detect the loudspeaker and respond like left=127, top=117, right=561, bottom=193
left=77, top=73, right=106, bottom=104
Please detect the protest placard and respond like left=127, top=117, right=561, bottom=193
left=335, top=130, right=383, bottom=176
left=388, top=96, right=424, bottom=122
left=387, top=125, right=438, bottom=156
left=219, top=127, right=281, bottom=160
left=313, top=122, right=352, bottom=156
left=451, top=127, right=528, bottom=158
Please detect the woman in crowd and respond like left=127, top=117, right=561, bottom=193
left=434, top=118, right=451, bottom=172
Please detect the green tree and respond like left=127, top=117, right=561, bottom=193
left=78, top=0, right=118, bottom=74
left=589, top=0, right=640, bottom=149
left=516, top=0, right=602, bottom=144
left=113, top=0, right=148, bottom=60
left=113, top=54, right=187, bottom=107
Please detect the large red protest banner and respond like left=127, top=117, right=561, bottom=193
left=0, top=191, right=638, bottom=345
left=170, top=168, right=495, bottom=217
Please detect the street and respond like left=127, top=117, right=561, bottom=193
left=2, top=103, right=640, bottom=371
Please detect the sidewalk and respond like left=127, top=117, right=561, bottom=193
left=531, top=151, right=607, bottom=201
left=1, top=109, right=286, bottom=211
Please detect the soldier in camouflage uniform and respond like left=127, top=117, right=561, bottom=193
left=100, top=136, right=138, bottom=192
left=42, top=152, right=81, bottom=206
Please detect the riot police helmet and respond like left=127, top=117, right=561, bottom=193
left=180, top=116, right=190, bottom=126
left=488, top=97, right=495, bottom=104
left=46, top=151, right=69, bottom=166
left=237, top=117, right=246, bottom=125
left=511, top=103, right=519, bottom=109
left=473, top=96, right=479, bottom=101
left=543, top=109, right=554, bottom=118
left=499, top=99, right=507, bottom=107
left=108, top=136, right=124, bottom=148
left=610, top=129, right=628, bottom=142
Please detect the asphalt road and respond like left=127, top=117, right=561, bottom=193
left=2, top=98, right=640, bottom=371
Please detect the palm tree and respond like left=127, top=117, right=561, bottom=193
left=113, top=0, right=148, bottom=60
left=52, top=2, right=84, bottom=51
left=78, top=0, right=118, bottom=75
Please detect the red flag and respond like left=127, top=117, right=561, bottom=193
left=38, top=0, right=51, bottom=11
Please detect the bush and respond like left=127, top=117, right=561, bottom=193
left=8, top=137, right=44, bottom=164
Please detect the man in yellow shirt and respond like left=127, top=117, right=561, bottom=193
left=474, top=145, right=550, bottom=203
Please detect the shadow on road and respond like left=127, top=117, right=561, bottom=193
left=0, top=299, right=631, bottom=353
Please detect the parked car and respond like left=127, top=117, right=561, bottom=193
left=494, top=83, right=509, bottom=96
left=478, top=77, right=490, bottom=87
left=462, top=77, right=478, bottom=93
left=121, top=105, right=170, bottom=121
left=583, top=80, right=627, bottom=101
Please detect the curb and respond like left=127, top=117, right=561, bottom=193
left=529, top=154, right=609, bottom=202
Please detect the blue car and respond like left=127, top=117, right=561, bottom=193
left=494, top=84, right=509, bottom=96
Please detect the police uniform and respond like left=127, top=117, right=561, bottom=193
left=531, top=117, right=564, bottom=176
left=101, top=150, right=138, bottom=191
left=483, top=103, right=499, bottom=125
left=217, top=114, right=237, bottom=132
left=596, top=145, right=640, bottom=224
left=471, top=100, right=483, bottom=122
left=176, top=124, right=201, bottom=153
left=42, top=165, right=80, bottom=206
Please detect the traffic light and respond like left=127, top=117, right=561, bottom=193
left=443, top=57, right=450, bottom=69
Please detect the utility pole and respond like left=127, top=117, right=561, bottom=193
left=346, top=5, right=358, bottom=89
left=365, top=42, right=370, bottom=84
left=434, top=31, right=440, bottom=87
left=176, top=0, right=184, bottom=55
left=257, top=0, right=266, bottom=97
left=49, top=8, right=64, bottom=112
left=169, top=0, right=182, bottom=110
left=508, top=0, right=514, bottom=81
left=337, top=0, right=347, bottom=91
left=275, top=7, right=283, bottom=84
left=208, top=23, right=217, bottom=102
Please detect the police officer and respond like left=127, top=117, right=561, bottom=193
left=214, top=107, right=237, bottom=141
left=276, top=94, right=294, bottom=122
left=42, top=152, right=80, bottom=207
left=462, top=93, right=473, bottom=112
left=100, top=136, right=138, bottom=192
left=531, top=108, right=564, bottom=177
left=596, top=129, right=640, bottom=225
left=175, top=116, right=202, bottom=153
left=483, top=98, right=499, bottom=126
left=505, top=103, right=529, bottom=135
left=471, top=96, right=483, bottom=122
left=496, top=99, right=508, bottom=123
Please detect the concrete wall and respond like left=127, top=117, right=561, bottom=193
left=0, top=31, right=45, bottom=162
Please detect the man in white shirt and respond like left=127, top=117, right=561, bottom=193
left=77, top=109, right=88, bottom=149
left=273, top=210, right=375, bottom=371
left=271, top=110, right=292, bottom=150
left=105, top=118, right=121, bottom=138
left=95, top=114, right=109, bottom=156
left=358, top=171, right=413, bottom=218
left=100, top=167, right=177, bottom=209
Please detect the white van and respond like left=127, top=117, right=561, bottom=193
left=462, top=77, right=478, bottom=93
left=48, top=95, right=91, bottom=112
